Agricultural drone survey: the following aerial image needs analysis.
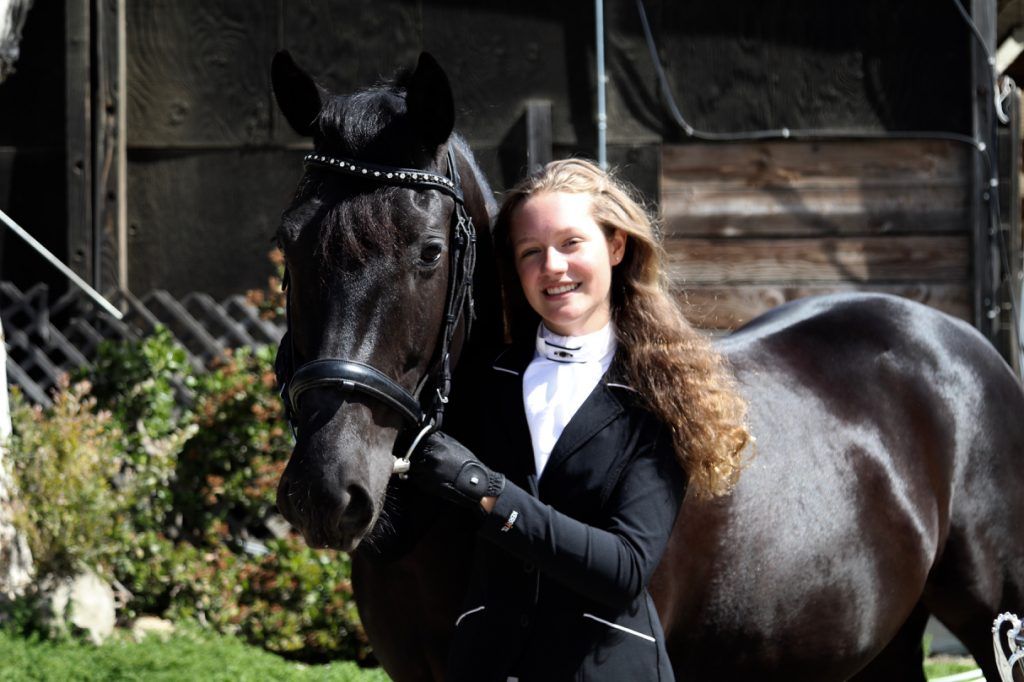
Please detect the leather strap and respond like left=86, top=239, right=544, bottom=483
left=288, top=358, right=424, bottom=426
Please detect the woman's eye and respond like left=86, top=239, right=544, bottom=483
left=419, top=242, right=444, bottom=264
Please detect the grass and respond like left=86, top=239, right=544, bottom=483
left=924, top=655, right=982, bottom=679
left=0, top=628, right=983, bottom=681
left=0, top=629, right=391, bottom=682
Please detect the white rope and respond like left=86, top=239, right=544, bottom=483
left=0, top=209, right=123, bottom=320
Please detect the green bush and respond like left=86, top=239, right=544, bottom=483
left=3, top=329, right=369, bottom=663
left=173, top=345, right=290, bottom=544
left=4, top=378, right=123, bottom=579
left=86, top=326, right=197, bottom=534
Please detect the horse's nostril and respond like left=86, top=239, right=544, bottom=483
left=340, top=484, right=373, bottom=532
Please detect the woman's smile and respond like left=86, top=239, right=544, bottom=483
left=545, top=282, right=580, bottom=296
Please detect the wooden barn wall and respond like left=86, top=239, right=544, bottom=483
left=1, top=0, right=974, bottom=301
left=662, top=140, right=973, bottom=329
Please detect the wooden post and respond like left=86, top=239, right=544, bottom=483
left=1006, top=89, right=1023, bottom=377
left=66, top=0, right=92, bottom=286
left=524, top=100, right=553, bottom=174
left=65, top=0, right=127, bottom=296
left=93, top=0, right=127, bottom=294
left=498, top=100, right=554, bottom=187
left=970, top=0, right=997, bottom=339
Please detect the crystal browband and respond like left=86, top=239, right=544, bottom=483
left=303, top=153, right=464, bottom=202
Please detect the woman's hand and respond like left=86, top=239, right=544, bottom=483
left=410, top=431, right=505, bottom=510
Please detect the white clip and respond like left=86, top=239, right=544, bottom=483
left=394, top=419, right=436, bottom=478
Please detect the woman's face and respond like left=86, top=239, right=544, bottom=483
left=509, top=191, right=625, bottom=336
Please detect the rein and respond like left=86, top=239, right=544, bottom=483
left=276, top=146, right=477, bottom=476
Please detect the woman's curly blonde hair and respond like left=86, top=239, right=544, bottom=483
left=494, top=158, right=750, bottom=498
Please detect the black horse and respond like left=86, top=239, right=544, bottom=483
left=270, top=51, right=1024, bottom=681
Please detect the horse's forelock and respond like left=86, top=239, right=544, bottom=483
left=313, top=189, right=404, bottom=268
left=316, top=86, right=409, bottom=156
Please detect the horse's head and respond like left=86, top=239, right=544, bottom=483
left=271, top=51, right=488, bottom=551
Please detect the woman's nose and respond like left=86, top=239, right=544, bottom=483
left=542, top=248, right=568, bottom=274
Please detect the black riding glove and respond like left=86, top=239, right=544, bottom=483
left=411, top=431, right=505, bottom=509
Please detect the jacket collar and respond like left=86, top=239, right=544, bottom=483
left=491, top=341, right=633, bottom=386
left=490, top=342, right=637, bottom=496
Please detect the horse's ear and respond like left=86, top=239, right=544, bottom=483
left=406, top=52, right=455, bottom=149
left=272, top=50, right=324, bottom=138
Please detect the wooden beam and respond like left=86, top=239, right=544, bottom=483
left=93, top=0, right=127, bottom=294
left=498, top=99, right=554, bottom=186
left=524, top=99, right=553, bottom=173
left=664, top=235, right=970, bottom=285
left=65, top=0, right=91, bottom=284
left=971, top=0, right=998, bottom=337
left=999, top=89, right=1022, bottom=375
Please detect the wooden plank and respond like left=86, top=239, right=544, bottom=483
left=419, top=3, right=578, bottom=147
left=127, top=149, right=305, bottom=298
left=127, top=0, right=277, bottom=148
left=676, top=283, right=971, bottom=331
left=65, top=0, right=91, bottom=282
left=276, top=0, right=420, bottom=146
left=661, top=140, right=972, bottom=237
left=661, top=140, right=972, bottom=188
left=663, top=185, right=968, bottom=237
left=664, top=235, right=970, bottom=284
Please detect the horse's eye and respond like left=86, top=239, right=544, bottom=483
left=419, top=241, right=444, bottom=265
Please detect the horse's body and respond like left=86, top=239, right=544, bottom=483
left=270, top=52, right=1024, bottom=681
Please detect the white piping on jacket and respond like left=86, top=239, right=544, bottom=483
left=492, top=366, right=519, bottom=376
left=455, top=605, right=486, bottom=627
left=582, top=613, right=656, bottom=642
left=604, top=382, right=637, bottom=392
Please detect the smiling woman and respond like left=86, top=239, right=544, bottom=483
left=407, top=158, right=750, bottom=680
left=508, top=191, right=625, bottom=337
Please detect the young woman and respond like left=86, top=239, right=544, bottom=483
left=411, top=158, right=750, bottom=681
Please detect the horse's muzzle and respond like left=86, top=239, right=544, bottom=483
left=276, top=467, right=375, bottom=551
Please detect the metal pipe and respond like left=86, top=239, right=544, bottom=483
left=0, top=209, right=123, bottom=319
left=595, top=0, right=607, bottom=170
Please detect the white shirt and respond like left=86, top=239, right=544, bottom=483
left=522, top=322, right=617, bottom=478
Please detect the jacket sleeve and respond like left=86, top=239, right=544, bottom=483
left=477, top=429, right=686, bottom=610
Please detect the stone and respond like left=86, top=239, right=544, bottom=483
left=131, top=615, right=175, bottom=642
left=45, top=570, right=117, bottom=645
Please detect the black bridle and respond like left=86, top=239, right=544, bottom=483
left=275, top=146, right=477, bottom=475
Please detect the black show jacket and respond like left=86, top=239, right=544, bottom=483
left=447, top=343, right=687, bottom=682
